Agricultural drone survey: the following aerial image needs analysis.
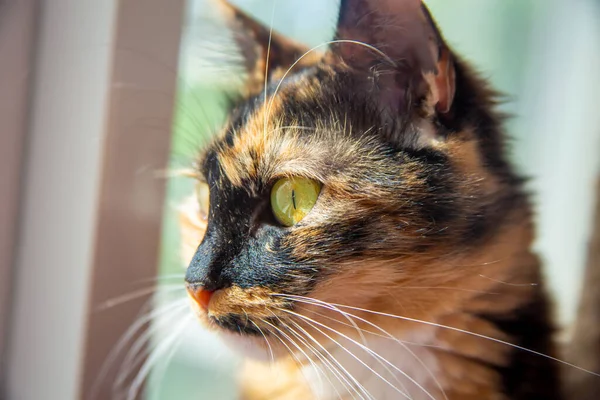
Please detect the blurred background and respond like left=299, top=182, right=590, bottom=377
left=1, top=0, right=599, bottom=399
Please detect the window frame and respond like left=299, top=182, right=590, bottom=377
left=0, top=0, right=37, bottom=385
left=3, top=0, right=185, bottom=398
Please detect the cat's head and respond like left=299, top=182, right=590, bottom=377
left=183, top=0, right=528, bottom=355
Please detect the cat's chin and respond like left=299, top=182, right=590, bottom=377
left=189, top=307, right=274, bottom=361
left=217, top=329, right=282, bottom=362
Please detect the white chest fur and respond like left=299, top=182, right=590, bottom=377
left=302, top=326, right=446, bottom=400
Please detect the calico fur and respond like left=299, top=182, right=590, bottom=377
left=182, top=1, right=566, bottom=399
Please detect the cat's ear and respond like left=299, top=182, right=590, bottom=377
left=331, top=0, right=455, bottom=116
left=219, top=1, right=313, bottom=96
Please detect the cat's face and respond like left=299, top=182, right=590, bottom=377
left=184, top=0, right=524, bottom=355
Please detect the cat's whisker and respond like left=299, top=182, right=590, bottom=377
left=298, top=307, right=394, bottom=342
left=277, top=295, right=447, bottom=354
left=306, top=295, right=369, bottom=349
left=125, top=313, right=193, bottom=400
left=261, top=317, right=334, bottom=398
left=259, top=325, right=298, bottom=382
left=285, top=318, right=378, bottom=400
left=316, top=300, right=600, bottom=377
left=303, top=308, right=441, bottom=349
left=279, top=308, right=417, bottom=400
left=115, top=303, right=189, bottom=393
left=272, top=317, right=327, bottom=395
left=284, top=323, right=350, bottom=400
left=272, top=311, right=364, bottom=399
left=286, top=295, right=370, bottom=348
left=262, top=0, right=277, bottom=145
left=259, top=320, right=292, bottom=359
left=262, top=317, right=309, bottom=368
left=145, top=316, right=190, bottom=397
left=478, top=274, right=539, bottom=287
left=288, top=311, right=414, bottom=400
left=90, top=298, right=189, bottom=400
left=278, top=294, right=446, bottom=400
left=283, top=319, right=357, bottom=400
left=273, top=316, right=362, bottom=400
left=250, top=319, right=276, bottom=366
left=277, top=310, right=378, bottom=400
left=115, top=326, right=157, bottom=394
left=266, top=310, right=366, bottom=400
left=398, top=286, right=500, bottom=295
left=96, top=284, right=184, bottom=312
left=284, top=301, right=413, bottom=399
left=117, top=321, right=169, bottom=392
left=278, top=294, right=600, bottom=383
left=265, top=39, right=396, bottom=128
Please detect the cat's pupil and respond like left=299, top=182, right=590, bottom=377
left=292, top=190, right=296, bottom=210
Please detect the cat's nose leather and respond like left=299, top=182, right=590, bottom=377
left=186, top=284, right=214, bottom=310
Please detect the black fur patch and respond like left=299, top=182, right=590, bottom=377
left=477, top=289, right=563, bottom=400
left=186, top=156, right=322, bottom=294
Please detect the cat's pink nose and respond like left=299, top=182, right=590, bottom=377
left=186, top=285, right=214, bottom=310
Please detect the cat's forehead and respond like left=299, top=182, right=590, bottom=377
left=204, top=68, right=346, bottom=189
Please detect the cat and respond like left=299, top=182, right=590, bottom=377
left=180, top=0, right=581, bottom=399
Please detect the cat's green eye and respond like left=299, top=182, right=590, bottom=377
left=271, top=177, right=321, bottom=227
left=196, top=181, right=210, bottom=220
